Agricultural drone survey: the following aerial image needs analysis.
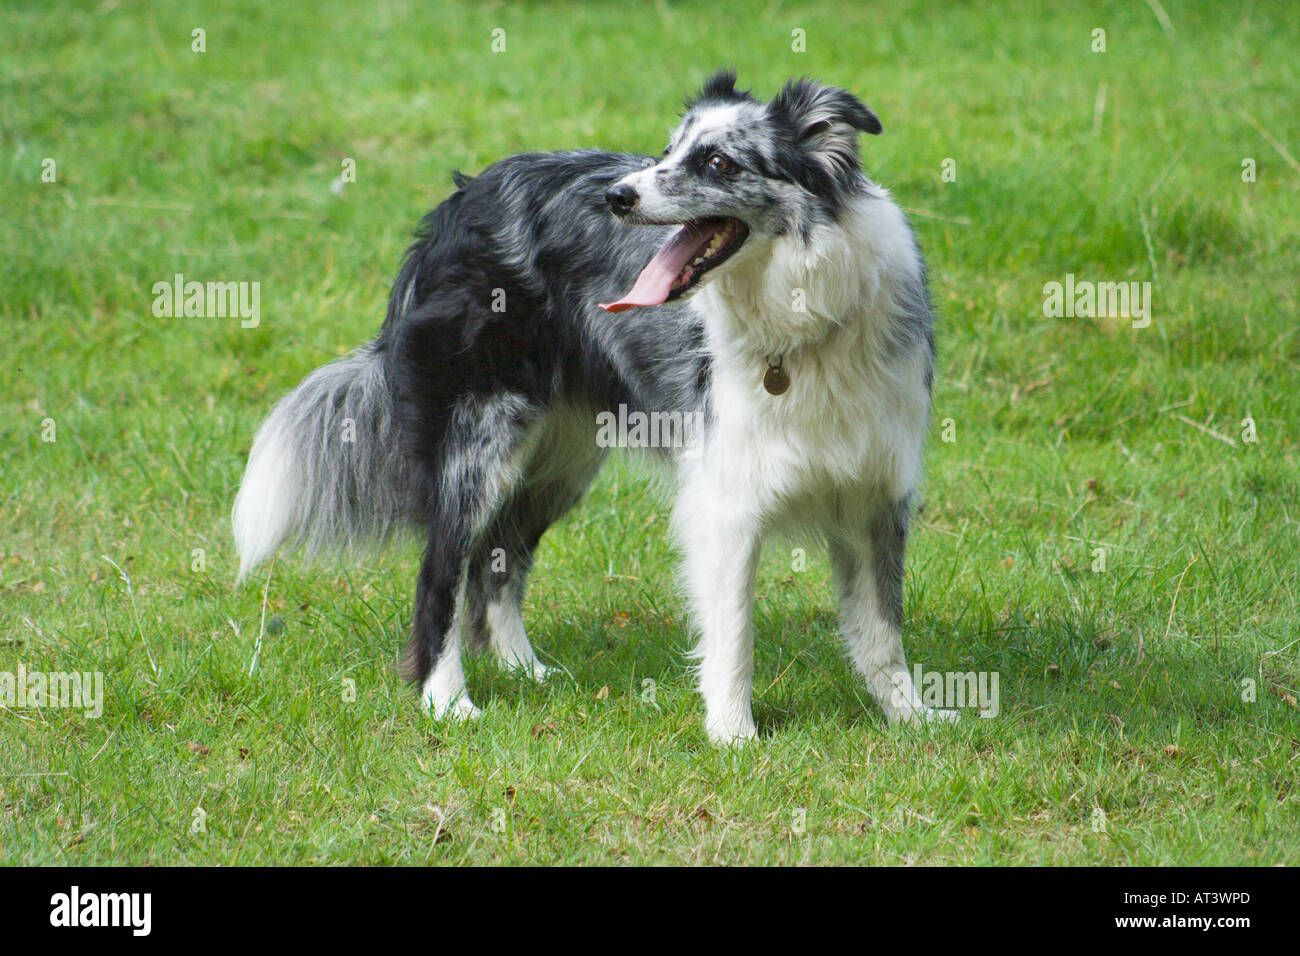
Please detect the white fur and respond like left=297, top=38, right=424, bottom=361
left=676, top=192, right=937, bottom=742
left=232, top=415, right=301, bottom=580
left=486, top=595, right=553, bottom=680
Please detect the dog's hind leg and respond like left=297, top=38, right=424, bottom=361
left=465, top=409, right=608, bottom=681
left=828, top=496, right=956, bottom=724
left=408, top=525, right=479, bottom=720
left=401, top=394, right=538, bottom=719
left=461, top=527, right=548, bottom=680
left=481, top=545, right=550, bottom=680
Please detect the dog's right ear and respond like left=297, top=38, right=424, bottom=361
left=768, top=78, right=881, bottom=183
left=769, top=77, right=882, bottom=138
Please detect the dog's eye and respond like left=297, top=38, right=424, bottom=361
left=707, top=154, right=731, bottom=172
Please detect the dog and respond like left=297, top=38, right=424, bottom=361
left=232, top=70, right=946, bottom=743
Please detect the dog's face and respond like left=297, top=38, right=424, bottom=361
left=598, top=70, right=882, bottom=313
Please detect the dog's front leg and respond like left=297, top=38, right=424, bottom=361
left=828, top=500, right=956, bottom=724
left=675, top=482, right=761, bottom=744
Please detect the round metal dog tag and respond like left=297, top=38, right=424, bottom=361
left=763, top=363, right=790, bottom=395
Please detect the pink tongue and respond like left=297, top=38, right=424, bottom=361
left=598, top=223, right=715, bottom=313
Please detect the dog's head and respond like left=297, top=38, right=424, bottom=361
left=599, top=70, right=882, bottom=312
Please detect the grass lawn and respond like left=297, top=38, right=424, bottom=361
left=2, top=0, right=1298, bottom=865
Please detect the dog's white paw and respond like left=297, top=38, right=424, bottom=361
left=495, top=655, right=555, bottom=683
left=706, top=716, right=758, bottom=747
left=423, top=692, right=482, bottom=722
left=447, top=698, right=483, bottom=721
left=892, top=705, right=958, bottom=725
left=516, top=660, right=555, bottom=683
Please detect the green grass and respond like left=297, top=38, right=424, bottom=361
left=2, top=0, right=1298, bottom=865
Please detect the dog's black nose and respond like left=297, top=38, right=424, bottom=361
left=605, top=183, right=638, bottom=216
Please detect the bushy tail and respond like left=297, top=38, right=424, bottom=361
left=232, top=346, right=412, bottom=580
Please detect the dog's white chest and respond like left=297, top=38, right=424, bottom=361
left=702, top=339, right=928, bottom=513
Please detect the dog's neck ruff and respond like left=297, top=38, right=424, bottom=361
left=695, top=192, right=919, bottom=405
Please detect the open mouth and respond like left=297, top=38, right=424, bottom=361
left=598, top=217, right=749, bottom=313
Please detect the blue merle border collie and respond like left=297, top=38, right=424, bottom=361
left=233, top=70, right=951, bottom=743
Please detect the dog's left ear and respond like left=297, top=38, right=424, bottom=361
left=768, top=78, right=881, bottom=178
